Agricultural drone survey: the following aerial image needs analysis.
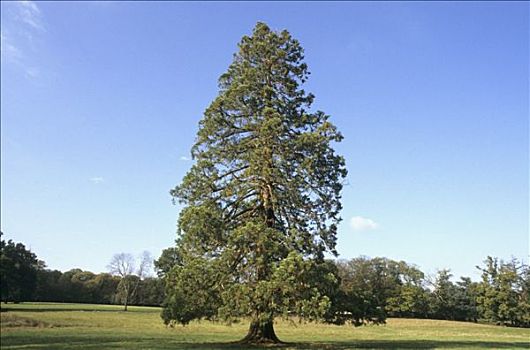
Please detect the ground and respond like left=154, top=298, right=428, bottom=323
left=1, top=303, right=529, bottom=349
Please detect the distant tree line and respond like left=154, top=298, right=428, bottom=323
left=0, top=233, right=163, bottom=307
left=31, top=268, right=165, bottom=307
left=1, top=234, right=528, bottom=328
left=328, top=256, right=529, bottom=328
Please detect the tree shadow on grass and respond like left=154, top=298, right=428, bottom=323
left=284, top=340, right=530, bottom=349
left=179, top=340, right=530, bottom=349
left=2, top=335, right=529, bottom=350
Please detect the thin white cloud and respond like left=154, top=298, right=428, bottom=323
left=180, top=156, right=191, bottom=161
left=1, top=32, right=23, bottom=64
left=17, top=1, right=45, bottom=32
left=1, top=1, right=45, bottom=80
left=19, top=1, right=39, bottom=13
left=350, top=216, right=379, bottom=232
left=90, top=177, right=105, bottom=184
left=24, top=66, right=39, bottom=79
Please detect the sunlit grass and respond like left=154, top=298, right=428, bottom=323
left=1, top=303, right=529, bottom=349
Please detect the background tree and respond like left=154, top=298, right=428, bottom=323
left=163, top=22, right=347, bottom=343
left=70, top=270, right=97, bottom=303
left=335, top=258, right=392, bottom=326
left=90, top=273, right=121, bottom=304
left=108, top=251, right=153, bottom=311
left=35, top=269, right=64, bottom=302
left=518, top=263, right=530, bottom=327
left=429, top=269, right=461, bottom=320
left=58, top=269, right=87, bottom=302
left=334, top=257, right=427, bottom=325
left=135, top=277, right=165, bottom=306
left=0, top=234, right=44, bottom=302
left=454, top=277, right=480, bottom=322
left=476, top=257, right=529, bottom=327
left=385, top=261, right=430, bottom=319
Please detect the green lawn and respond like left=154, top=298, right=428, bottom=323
left=1, top=303, right=529, bottom=349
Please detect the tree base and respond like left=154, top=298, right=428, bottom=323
left=238, top=319, right=282, bottom=344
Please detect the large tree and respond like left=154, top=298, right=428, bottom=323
left=163, top=22, right=346, bottom=343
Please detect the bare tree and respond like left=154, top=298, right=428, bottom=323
left=108, top=251, right=152, bottom=311
left=137, top=251, right=153, bottom=280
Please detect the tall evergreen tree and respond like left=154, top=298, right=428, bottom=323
left=163, top=22, right=346, bottom=343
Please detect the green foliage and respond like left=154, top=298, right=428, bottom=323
left=217, top=252, right=335, bottom=324
left=429, top=269, right=480, bottom=321
left=430, top=270, right=459, bottom=320
left=386, top=284, right=431, bottom=319
left=334, top=257, right=483, bottom=324
left=476, top=257, right=530, bottom=327
left=162, top=257, right=220, bottom=325
left=34, top=269, right=63, bottom=302
left=335, top=257, right=430, bottom=325
left=455, top=277, right=480, bottom=322
left=164, top=22, right=346, bottom=336
left=90, top=273, right=121, bottom=304
left=35, top=268, right=121, bottom=304
left=0, top=234, right=43, bottom=302
left=136, top=277, right=165, bottom=306
left=154, top=247, right=182, bottom=278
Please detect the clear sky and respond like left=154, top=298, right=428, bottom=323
left=1, top=1, right=528, bottom=280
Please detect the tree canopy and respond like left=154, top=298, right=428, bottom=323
left=0, top=233, right=44, bottom=302
left=162, top=22, right=347, bottom=343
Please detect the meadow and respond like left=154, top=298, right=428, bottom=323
left=1, top=303, right=529, bottom=349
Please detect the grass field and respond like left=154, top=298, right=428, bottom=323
left=1, top=303, right=529, bottom=349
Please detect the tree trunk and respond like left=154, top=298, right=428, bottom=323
left=123, top=293, right=128, bottom=311
left=239, top=318, right=281, bottom=344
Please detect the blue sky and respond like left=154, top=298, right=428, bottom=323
left=1, top=1, right=528, bottom=280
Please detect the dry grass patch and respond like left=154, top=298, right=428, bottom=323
left=1, top=313, right=53, bottom=328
